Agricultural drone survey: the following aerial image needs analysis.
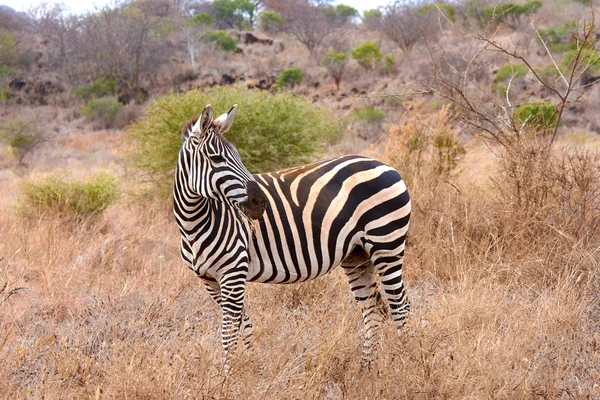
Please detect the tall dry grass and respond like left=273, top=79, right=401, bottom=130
left=1, top=108, right=599, bottom=398
left=1, top=160, right=598, bottom=398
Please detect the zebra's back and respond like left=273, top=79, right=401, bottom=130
left=248, top=155, right=411, bottom=283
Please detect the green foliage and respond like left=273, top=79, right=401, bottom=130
left=420, top=3, right=456, bottom=22
left=354, top=107, right=385, bottom=123
left=322, top=51, right=348, bottom=89
left=17, top=173, right=120, bottom=221
left=277, top=67, right=303, bottom=89
left=81, top=97, right=124, bottom=129
left=335, top=4, right=359, bottom=22
left=561, top=47, right=600, bottom=76
left=481, top=1, right=542, bottom=26
left=72, top=76, right=117, bottom=100
left=352, top=42, right=382, bottom=70
left=0, top=64, right=15, bottom=76
left=126, top=85, right=343, bottom=195
left=213, top=0, right=255, bottom=30
left=0, top=118, right=46, bottom=165
left=492, top=63, right=529, bottom=95
left=433, top=131, right=462, bottom=175
left=259, top=10, right=284, bottom=32
left=513, top=101, right=558, bottom=131
left=363, top=9, right=382, bottom=20
left=0, top=29, right=16, bottom=65
left=207, top=30, right=238, bottom=52
left=539, top=21, right=578, bottom=53
left=191, top=12, right=213, bottom=26
left=384, top=55, right=395, bottom=73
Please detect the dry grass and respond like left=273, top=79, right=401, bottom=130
left=1, top=110, right=599, bottom=398
left=1, top=204, right=598, bottom=399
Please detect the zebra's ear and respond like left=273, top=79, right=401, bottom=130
left=212, top=104, right=237, bottom=135
left=192, top=104, right=213, bottom=136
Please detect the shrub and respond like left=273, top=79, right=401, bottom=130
left=492, top=63, right=529, bottom=95
left=322, top=51, right=348, bottom=90
left=0, top=118, right=47, bottom=166
left=72, top=77, right=117, bottom=100
left=206, top=30, right=238, bottom=52
left=513, top=101, right=558, bottom=131
left=213, top=0, right=255, bottom=30
left=277, top=67, right=303, bottom=89
left=420, top=3, right=456, bottom=22
left=17, top=173, right=120, bottom=221
left=481, top=1, right=542, bottom=27
left=0, top=29, right=16, bottom=66
left=81, top=97, right=124, bottom=129
left=334, top=4, right=358, bottom=23
left=539, top=21, right=578, bottom=53
left=363, top=8, right=382, bottom=24
left=126, top=85, right=343, bottom=196
left=385, top=106, right=463, bottom=187
left=114, top=104, right=142, bottom=129
left=259, top=11, right=284, bottom=33
left=352, top=42, right=382, bottom=70
left=561, top=47, right=600, bottom=76
left=354, top=107, right=385, bottom=123
left=384, top=55, right=395, bottom=74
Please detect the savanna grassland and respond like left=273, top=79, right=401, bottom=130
left=1, top=0, right=600, bottom=398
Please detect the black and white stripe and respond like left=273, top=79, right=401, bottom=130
left=174, top=105, right=411, bottom=368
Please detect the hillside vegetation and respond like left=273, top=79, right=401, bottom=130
left=0, top=0, right=599, bottom=397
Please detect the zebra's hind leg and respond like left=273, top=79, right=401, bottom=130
left=342, top=253, right=384, bottom=371
left=372, top=251, right=410, bottom=330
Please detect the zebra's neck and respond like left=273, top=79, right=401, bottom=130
left=174, top=187, right=251, bottom=276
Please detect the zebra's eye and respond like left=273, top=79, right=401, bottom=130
left=209, top=154, right=226, bottom=164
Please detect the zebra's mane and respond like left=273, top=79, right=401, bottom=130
left=181, top=118, right=196, bottom=142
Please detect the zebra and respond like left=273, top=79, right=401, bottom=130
left=174, top=104, right=411, bottom=369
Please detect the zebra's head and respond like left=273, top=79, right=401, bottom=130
left=182, top=104, right=267, bottom=220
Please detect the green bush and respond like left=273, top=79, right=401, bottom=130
left=0, top=118, right=46, bottom=166
left=81, top=97, right=124, bottom=129
left=363, top=8, right=382, bottom=24
left=482, top=1, right=542, bottom=26
left=354, top=107, right=385, bottom=123
left=126, top=85, right=343, bottom=195
left=420, top=3, right=456, bottom=22
left=277, top=67, right=303, bottom=89
left=322, top=51, right=348, bottom=90
left=513, top=101, right=558, bottom=131
left=334, top=4, right=358, bottom=23
left=492, top=63, right=529, bottom=95
left=72, top=76, right=117, bottom=100
left=561, top=47, right=600, bottom=76
left=213, top=0, right=255, bottom=30
left=259, top=11, right=284, bottom=33
left=0, top=29, right=16, bottom=65
left=17, top=173, right=120, bottom=221
left=539, top=21, right=578, bottom=53
left=352, top=42, right=382, bottom=70
left=206, top=30, right=238, bottom=52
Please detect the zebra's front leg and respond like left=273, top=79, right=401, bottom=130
left=342, top=261, right=383, bottom=371
left=202, top=278, right=254, bottom=349
left=218, top=273, right=249, bottom=373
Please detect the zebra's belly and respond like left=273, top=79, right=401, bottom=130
left=245, top=212, right=366, bottom=283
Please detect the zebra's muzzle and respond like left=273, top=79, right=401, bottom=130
left=240, top=181, right=267, bottom=220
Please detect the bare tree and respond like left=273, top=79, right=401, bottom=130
left=79, top=0, right=176, bottom=102
left=370, top=0, right=436, bottom=53
left=263, top=0, right=339, bottom=57
left=181, top=12, right=212, bottom=69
